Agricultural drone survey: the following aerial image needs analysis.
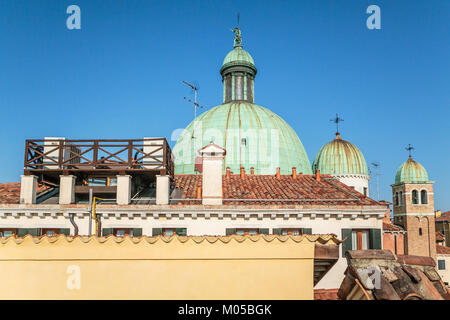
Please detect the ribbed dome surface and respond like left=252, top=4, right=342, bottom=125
left=173, top=102, right=312, bottom=175
left=395, top=157, right=429, bottom=184
left=312, top=134, right=369, bottom=176
left=221, top=47, right=255, bottom=69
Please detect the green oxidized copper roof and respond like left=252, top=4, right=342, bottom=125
left=312, top=133, right=369, bottom=176
left=173, top=101, right=312, bottom=175
left=395, top=157, right=429, bottom=184
left=221, top=47, right=255, bottom=71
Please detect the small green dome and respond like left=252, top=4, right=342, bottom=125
left=312, top=134, right=369, bottom=176
left=221, top=47, right=256, bottom=71
left=395, top=157, right=429, bottom=184
left=173, top=101, right=312, bottom=175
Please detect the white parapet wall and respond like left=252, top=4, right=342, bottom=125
left=116, top=175, right=132, bottom=205
left=156, top=175, right=170, bottom=205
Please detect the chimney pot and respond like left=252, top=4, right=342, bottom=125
left=196, top=185, right=202, bottom=199
left=240, top=166, right=245, bottom=178
left=315, top=169, right=320, bottom=182
left=276, top=167, right=281, bottom=179
left=226, top=166, right=231, bottom=178
left=250, top=167, right=254, bottom=175
left=292, top=167, right=297, bottom=179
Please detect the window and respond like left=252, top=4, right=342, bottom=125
left=438, top=260, right=446, bottom=270
left=395, top=192, right=399, bottom=206
left=363, top=187, right=368, bottom=196
left=0, top=228, right=17, bottom=237
left=412, top=190, right=419, bottom=204
left=87, top=176, right=117, bottom=187
left=421, top=190, right=428, bottom=204
left=41, top=228, right=70, bottom=236
left=351, top=230, right=370, bottom=250
left=399, top=192, right=403, bottom=205
left=419, top=228, right=423, bottom=236
left=102, top=228, right=142, bottom=237
left=236, top=228, right=258, bottom=236
left=151, top=228, right=186, bottom=237
left=280, top=228, right=302, bottom=236
left=342, top=228, right=381, bottom=256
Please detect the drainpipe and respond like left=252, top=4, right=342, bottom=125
left=69, top=213, right=79, bottom=236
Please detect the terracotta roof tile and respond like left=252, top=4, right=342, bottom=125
left=437, top=245, right=450, bottom=255
left=383, top=222, right=405, bottom=232
left=436, top=232, right=445, bottom=241
left=174, top=174, right=382, bottom=206
left=339, top=250, right=449, bottom=300
left=314, top=289, right=339, bottom=300
left=0, top=182, right=49, bottom=204
left=436, top=211, right=450, bottom=222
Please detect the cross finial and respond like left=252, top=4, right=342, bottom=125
left=406, top=144, right=415, bottom=159
left=330, top=113, right=344, bottom=136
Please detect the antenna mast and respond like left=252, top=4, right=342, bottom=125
left=371, top=162, right=381, bottom=201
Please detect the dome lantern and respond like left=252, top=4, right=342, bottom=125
left=220, top=27, right=257, bottom=104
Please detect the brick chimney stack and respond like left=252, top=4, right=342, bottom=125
left=292, top=167, right=297, bottom=179
left=250, top=167, right=254, bottom=175
left=315, top=169, right=320, bottom=182
left=276, top=167, right=281, bottom=179
left=226, top=167, right=231, bottom=178
left=240, top=167, right=245, bottom=178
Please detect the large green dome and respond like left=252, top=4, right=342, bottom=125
left=395, top=157, right=429, bottom=184
left=174, top=27, right=311, bottom=175
left=173, top=101, right=312, bottom=175
left=312, top=133, right=369, bottom=176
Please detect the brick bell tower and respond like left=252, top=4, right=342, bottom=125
left=392, top=146, right=436, bottom=260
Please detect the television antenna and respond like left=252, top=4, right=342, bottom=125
left=330, top=113, right=344, bottom=135
left=371, top=162, right=381, bottom=201
left=183, top=81, right=205, bottom=121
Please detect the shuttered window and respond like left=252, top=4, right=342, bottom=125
left=342, top=228, right=382, bottom=256
left=17, top=228, right=41, bottom=237
left=438, top=260, right=446, bottom=270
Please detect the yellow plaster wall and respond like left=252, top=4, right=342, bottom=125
left=0, top=235, right=325, bottom=300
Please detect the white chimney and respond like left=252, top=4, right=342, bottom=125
left=199, top=142, right=226, bottom=205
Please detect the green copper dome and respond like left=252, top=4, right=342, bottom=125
left=395, top=157, right=429, bottom=184
left=173, top=101, right=312, bottom=175
left=221, top=47, right=255, bottom=70
left=312, top=133, right=369, bottom=176
left=174, top=27, right=310, bottom=175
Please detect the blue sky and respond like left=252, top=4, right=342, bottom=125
left=0, top=0, right=449, bottom=209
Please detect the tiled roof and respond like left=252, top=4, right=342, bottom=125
left=314, top=289, right=339, bottom=300
left=338, top=250, right=450, bottom=300
left=437, top=245, right=450, bottom=255
left=436, top=211, right=450, bottom=222
left=0, top=233, right=342, bottom=245
left=383, top=222, right=405, bottom=232
left=174, top=174, right=381, bottom=206
left=436, top=232, right=445, bottom=241
left=0, top=182, right=49, bottom=204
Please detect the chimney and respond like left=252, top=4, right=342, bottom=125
left=199, top=142, right=226, bottom=205
left=226, top=167, right=231, bottom=178
left=315, top=169, right=320, bottom=182
left=276, top=167, right=280, bottom=179
left=250, top=167, right=254, bottom=175
left=292, top=167, right=297, bottom=179
left=196, top=185, right=202, bottom=199
left=240, top=166, right=245, bottom=178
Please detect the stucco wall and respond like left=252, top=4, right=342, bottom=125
left=437, top=254, right=450, bottom=287
left=383, top=232, right=405, bottom=255
left=0, top=235, right=318, bottom=300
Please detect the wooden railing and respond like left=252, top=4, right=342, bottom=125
left=24, top=138, right=174, bottom=176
